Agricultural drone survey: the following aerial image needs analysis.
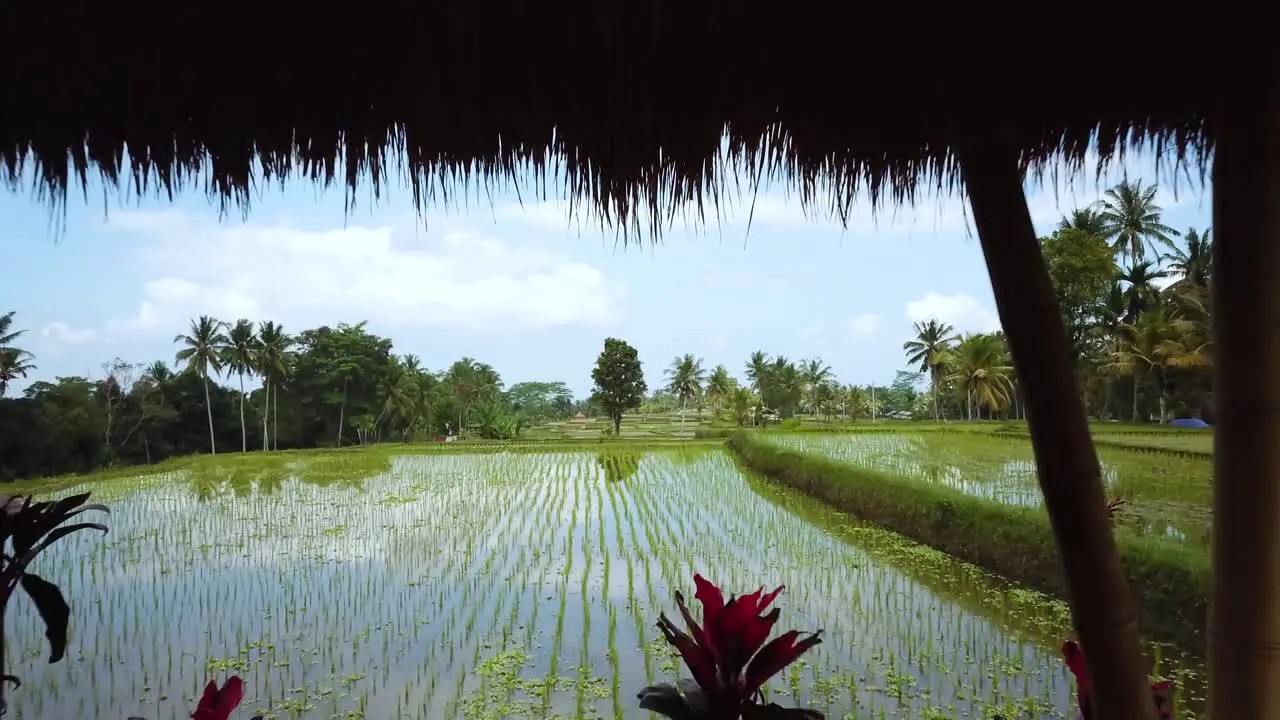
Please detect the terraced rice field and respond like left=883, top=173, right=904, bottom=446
left=763, top=432, right=1213, bottom=548
left=8, top=449, right=1204, bottom=719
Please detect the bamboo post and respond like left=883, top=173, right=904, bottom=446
left=1207, top=71, right=1280, bottom=718
left=956, top=137, right=1156, bottom=720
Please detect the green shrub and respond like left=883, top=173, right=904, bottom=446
left=728, top=431, right=1208, bottom=655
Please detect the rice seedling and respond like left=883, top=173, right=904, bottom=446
left=4, top=448, right=1206, bottom=718
left=765, top=431, right=1212, bottom=547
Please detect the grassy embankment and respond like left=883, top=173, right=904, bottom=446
left=728, top=426, right=1212, bottom=655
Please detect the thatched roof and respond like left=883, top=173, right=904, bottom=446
left=0, top=2, right=1217, bottom=235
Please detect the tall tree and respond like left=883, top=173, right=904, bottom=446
left=255, top=321, right=293, bottom=451
left=223, top=318, right=258, bottom=453
left=902, top=319, right=957, bottom=421
left=0, top=349, right=36, bottom=399
left=744, top=350, right=770, bottom=393
left=0, top=311, right=29, bottom=353
left=591, top=338, right=647, bottom=435
left=704, top=365, right=735, bottom=417
left=1164, top=227, right=1214, bottom=291
left=173, top=315, right=228, bottom=454
left=946, top=333, right=1014, bottom=419
left=0, top=312, right=34, bottom=398
left=1057, top=207, right=1109, bottom=236
left=1097, top=179, right=1180, bottom=269
left=664, top=354, right=706, bottom=424
left=1041, top=227, right=1118, bottom=353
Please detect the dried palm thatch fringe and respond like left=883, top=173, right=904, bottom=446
left=0, top=1, right=1221, bottom=240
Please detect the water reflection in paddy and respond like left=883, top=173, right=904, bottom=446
left=7, top=450, right=1202, bottom=718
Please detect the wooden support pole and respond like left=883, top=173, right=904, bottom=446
left=957, top=138, right=1156, bottom=720
left=1208, top=73, right=1280, bottom=719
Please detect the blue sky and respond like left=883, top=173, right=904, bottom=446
left=3, top=149, right=1212, bottom=398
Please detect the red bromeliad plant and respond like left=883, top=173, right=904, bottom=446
left=1062, top=639, right=1173, bottom=720
left=637, top=574, right=824, bottom=720
left=127, top=675, right=263, bottom=720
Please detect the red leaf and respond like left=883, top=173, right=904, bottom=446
left=675, top=591, right=721, bottom=664
left=657, top=613, right=720, bottom=693
left=743, top=630, right=823, bottom=696
left=192, top=676, right=245, bottom=720
left=737, top=607, right=780, bottom=666
left=694, top=574, right=725, bottom=625
left=756, top=585, right=784, bottom=614
left=1061, top=640, right=1093, bottom=697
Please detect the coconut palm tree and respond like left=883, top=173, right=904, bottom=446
left=1164, top=227, right=1213, bottom=291
left=765, top=356, right=804, bottom=418
left=0, top=312, right=29, bottom=352
left=1097, top=179, right=1181, bottom=269
left=800, top=358, right=833, bottom=416
left=174, top=315, right=228, bottom=454
left=1110, top=303, right=1211, bottom=424
left=255, top=321, right=294, bottom=451
left=1057, top=207, right=1109, bottom=236
left=946, top=333, right=1014, bottom=419
left=0, top=349, right=35, bottom=398
left=744, top=350, right=770, bottom=393
left=223, top=319, right=258, bottom=453
left=728, top=386, right=756, bottom=426
left=903, top=319, right=958, bottom=421
left=705, top=365, right=735, bottom=418
left=1117, top=260, right=1169, bottom=322
left=665, top=354, right=707, bottom=425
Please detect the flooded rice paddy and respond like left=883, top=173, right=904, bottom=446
left=764, top=432, right=1212, bottom=547
left=9, top=449, right=1204, bottom=719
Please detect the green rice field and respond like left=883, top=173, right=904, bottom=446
left=8, top=448, right=1204, bottom=719
left=763, top=432, right=1212, bottom=548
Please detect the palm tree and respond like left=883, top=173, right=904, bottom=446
left=223, top=319, right=258, bottom=453
left=665, top=354, right=707, bottom=425
left=174, top=315, right=228, bottom=454
left=705, top=365, right=735, bottom=417
left=1057, top=207, right=1109, bottom=236
left=255, top=322, right=293, bottom=451
left=946, top=333, right=1014, bottom=419
left=1097, top=179, right=1180, bottom=268
left=0, top=312, right=29, bottom=352
left=1110, top=303, right=1211, bottom=424
left=729, top=386, right=756, bottom=426
left=0, top=312, right=35, bottom=398
left=142, top=360, right=174, bottom=384
left=903, top=319, right=957, bottom=420
left=744, top=351, right=770, bottom=393
left=0, top=349, right=35, bottom=398
left=800, top=358, right=833, bottom=416
left=447, top=357, right=502, bottom=433
left=1164, top=227, right=1213, bottom=290
left=1117, top=260, right=1168, bottom=322
left=766, top=356, right=804, bottom=418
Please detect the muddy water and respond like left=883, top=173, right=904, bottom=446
left=6, top=449, right=1204, bottom=719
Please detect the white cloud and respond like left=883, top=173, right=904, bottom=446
left=41, top=322, right=97, bottom=344
left=845, top=314, right=881, bottom=343
left=101, top=211, right=623, bottom=337
left=905, top=292, right=1002, bottom=334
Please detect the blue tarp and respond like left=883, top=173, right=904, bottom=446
left=1169, top=417, right=1210, bottom=428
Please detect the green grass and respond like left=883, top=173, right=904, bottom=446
left=729, top=430, right=1211, bottom=657
left=758, top=430, right=1213, bottom=547
left=2, top=444, right=1208, bottom=718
